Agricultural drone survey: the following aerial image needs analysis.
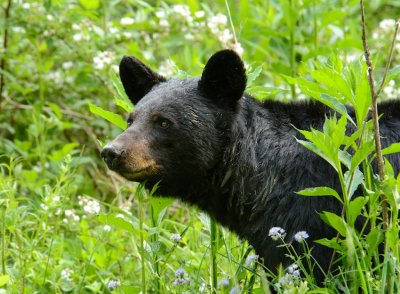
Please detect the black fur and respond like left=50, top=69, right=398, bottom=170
left=102, top=50, right=400, bottom=283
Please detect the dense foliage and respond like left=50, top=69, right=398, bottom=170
left=1, top=0, right=400, bottom=293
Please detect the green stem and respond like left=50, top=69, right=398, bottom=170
left=1, top=207, right=5, bottom=275
left=210, top=217, right=218, bottom=293
left=138, top=195, right=146, bottom=294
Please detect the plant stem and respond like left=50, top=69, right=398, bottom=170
left=0, top=0, right=13, bottom=112
left=138, top=190, right=147, bottom=294
left=360, top=0, right=388, bottom=229
left=210, top=217, right=218, bottom=293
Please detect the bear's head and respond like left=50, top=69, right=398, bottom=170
left=101, top=50, right=246, bottom=195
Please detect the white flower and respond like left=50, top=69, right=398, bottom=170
left=61, top=268, right=73, bottom=280
left=108, top=279, right=121, bottom=290
left=268, top=227, right=286, bottom=241
left=208, top=14, right=228, bottom=34
left=40, top=203, right=48, bottom=211
left=220, top=29, right=233, bottom=44
left=22, top=3, right=31, bottom=9
left=62, top=61, right=73, bottom=70
left=116, top=213, right=125, bottom=219
left=73, top=33, right=82, bottom=42
left=294, top=231, right=309, bottom=242
left=245, top=254, right=259, bottom=267
left=123, top=32, right=132, bottom=39
left=109, top=26, right=119, bottom=34
left=104, top=225, right=111, bottom=232
left=65, top=209, right=73, bottom=217
left=53, top=195, right=61, bottom=202
left=173, top=4, right=191, bottom=19
left=155, top=10, right=166, bottom=18
left=72, top=23, right=80, bottom=30
left=379, top=19, right=396, bottom=32
left=184, top=33, right=194, bottom=41
left=93, top=51, right=115, bottom=70
left=195, top=11, right=205, bottom=18
left=159, top=19, right=169, bottom=28
left=170, top=234, right=181, bottom=243
left=47, top=15, right=54, bottom=21
left=120, top=17, right=134, bottom=26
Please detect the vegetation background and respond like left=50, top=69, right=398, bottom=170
left=0, top=0, right=400, bottom=293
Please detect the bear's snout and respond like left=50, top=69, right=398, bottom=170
left=101, top=144, right=125, bottom=170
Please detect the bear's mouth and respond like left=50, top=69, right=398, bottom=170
left=119, top=165, right=161, bottom=181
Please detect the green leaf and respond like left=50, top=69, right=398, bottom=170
left=111, top=72, right=133, bottom=112
left=296, top=139, right=338, bottom=172
left=382, top=142, right=400, bottom=156
left=98, top=214, right=136, bottom=233
left=350, top=140, right=375, bottom=173
left=120, top=285, right=141, bottom=293
left=344, top=168, right=364, bottom=200
left=314, top=238, right=342, bottom=251
left=320, top=211, right=347, bottom=237
left=0, top=275, right=10, bottom=287
left=88, top=103, right=126, bottom=130
left=79, top=0, right=99, bottom=10
left=247, top=65, right=263, bottom=88
left=149, top=197, right=174, bottom=226
left=297, top=186, right=343, bottom=203
left=347, top=197, right=367, bottom=226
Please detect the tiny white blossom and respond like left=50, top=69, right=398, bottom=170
left=116, top=213, right=125, bottom=219
left=379, top=19, right=396, bottom=32
left=62, top=61, right=73, bottom=70
left=22, top=3, right=31, bottom=9
left=73, top=33, right=83, bottom=42
left=40, top=203, right=48, bottom=210
left=104, top=225, right=111, bottom=232
left=108, top=279, right=121, bottom=290
left=246, top=254, right=259, bottom=267
left=120, top=17, right=134, bottom=26
left=61, top=268, right=73, bottom=280
left=53, top=195, right=61, bottom=202
left=268, top=227, right=286, bottom=241
left=195, top=11, right=205, bottom=18
left=170, top=234, right=181, bottom=243
left=294, top=231, right=309, bottom=242
left=159, top=19, right=170, bottom=28
left=155, top=10, right=166, bottom=18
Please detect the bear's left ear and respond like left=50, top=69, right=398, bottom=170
left=198, top=50, right=246, bottom=107
left=119, top=56, right=166, bottom=105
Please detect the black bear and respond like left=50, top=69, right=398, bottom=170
left=101, top=50, right=400, bottom=282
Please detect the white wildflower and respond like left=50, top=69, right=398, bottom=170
left=62, top=61, right=73, bottom=70
left=73, top=33, right=83, bottom=42
left=104, top=225, right=111, bottom=232
left=93, top=51, right=115, bottom=70
left=116, top=213, right=125, bottom=219
left=379, top=19, right=396, bottom=32
left=170, top=234, right=181, bottom=243
left=173, top=4, right=191, bottom=19
left=245, top=254, right=259, bottom=267
left=155, top=10, right=166, bottom=19
left=120, top=17, right=134, bottom=26
left=40, top=203, right=48, bottom=211
left=61, top=268, right=73, bottom=280
left=159, top=19, right=170, bottom=28
left=72, top=23, right=80, bottom=30
left=195, top=11, right=205, bottom=18
left=22, top=3, right=31, bottom=9
left=268, top=227, right=286, bottom=241
left=294, top=231, right=309, bottom=242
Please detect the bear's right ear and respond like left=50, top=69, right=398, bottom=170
left=119, top=56, right=166, bottom=105
left=198, top=50, right=246, bottom=107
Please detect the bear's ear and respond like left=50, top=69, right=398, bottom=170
left=198, top=50, right=246, bottom=106
left=119, top=56, right=166, bottom=105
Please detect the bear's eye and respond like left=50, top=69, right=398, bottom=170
left=157, top=118, right=171, bottom=129
left=126, top=118, right=133, bottom=127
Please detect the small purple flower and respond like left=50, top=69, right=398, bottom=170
left=170, top=233, right=181, bottom=243
left=288, top=264, right=300, bottom=277
left=245, top=254, right=259, bottom=267
left=175, top=267, right=186, bottom=278
left=172, top=277, right=190, bottom=286
left=268, top=227, right=286, bottom=240
left=218, top=278, right=230, bottom=289
left=294, top=231, right=309, bottom=242
left=229, top=286, right=241, bottom=294
left=107, top=279, right=121, bottom=290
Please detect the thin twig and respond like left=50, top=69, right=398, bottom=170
left=0, top=0, right=13, bottom=111
left=376, top=19, right=400, bottom=99
left=360, top=0, right=388, bottom=228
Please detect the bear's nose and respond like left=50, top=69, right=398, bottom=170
left=101, top=145, right=125, bottom=169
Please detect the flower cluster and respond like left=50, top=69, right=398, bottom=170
left=245, top=253, right=259, bottom=267
left=275, top=264, right=301, bottom=288
left=170, top=233, right=181, bottom=243
left=93, top=51, right=115, bottom=70
left=78, top=196, right=101, bottom=215
left=61, top=268, right=73, bottom=281
left=63, top=209, right=80, bottom=223
left=294, top=231, right=309, bottom=242
left=108, top=279, right=121, bottom=290
left=172, top=267, right=190, bottom=286
left=268, top=227, right=286, bottom=241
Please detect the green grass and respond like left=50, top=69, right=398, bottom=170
left=1, top=0, right=400, bottom=293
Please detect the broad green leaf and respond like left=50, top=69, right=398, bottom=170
left=366, top=228, right=384, bottom=260
left=111, top=72, right=133, bottom=112
left=98, top=214, right=136, bottom=233
left=350, top=140, right=375, bottom=173
left=314, top=238, right=342, bottom=251
left=0, top=275, right=10, bottom=287
left=296, top=139, right=338, bottom=172
left=89, top=103, right=126, bottom=130
left=347, top=197, right=367, bottom=226
left=382, top=142, right=400, bottom=156
left=297, top=186, right=343, bottom=203
left=320, top=211, right=347, bottom=237
left=344, top=168, right=364, bottom=200
left=149, top=197, right=174, bottom=225
left=48, top=143, right=78, bottom=162
left=80, top=0, right=99, bottom=9
left=247, top=65, right=263, bottom=88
